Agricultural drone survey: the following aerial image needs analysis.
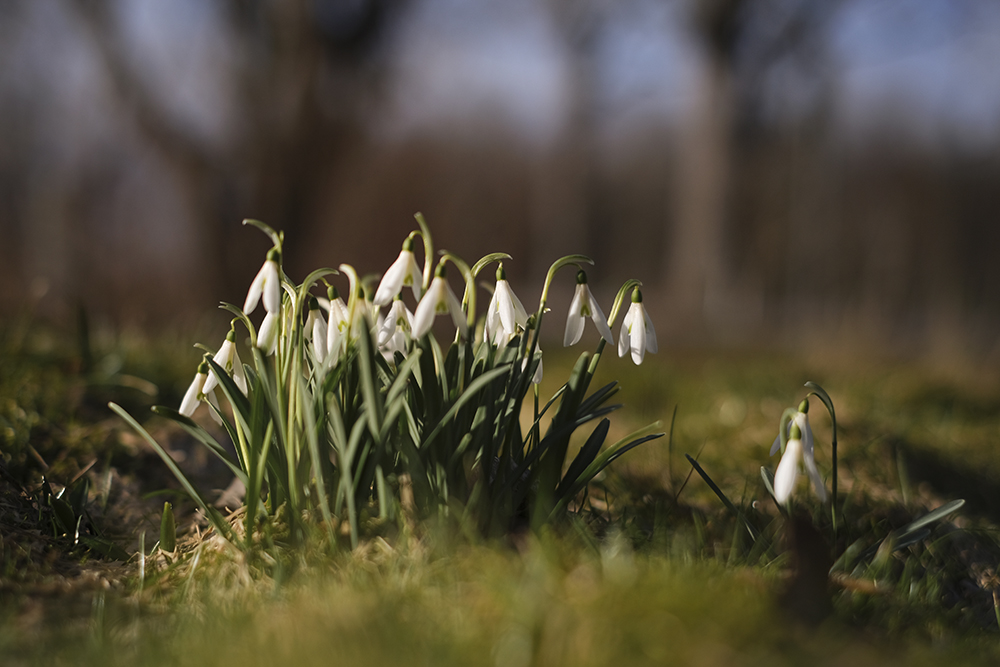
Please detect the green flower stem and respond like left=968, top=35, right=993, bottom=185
left=440, top=252, right=475, bottom=329
left=414, top=213, right=435, bottom=291
left=608, top=279, right=643, bottom=326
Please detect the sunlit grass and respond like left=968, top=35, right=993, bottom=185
left=4, top=322, right=1000, bottom=665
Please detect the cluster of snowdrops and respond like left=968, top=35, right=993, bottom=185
left=111, top=216, right=835, bottom=554
left=112, top=217, right=669, bottom=550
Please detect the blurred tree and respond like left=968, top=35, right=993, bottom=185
left=58, top=0, right=395, bottom=318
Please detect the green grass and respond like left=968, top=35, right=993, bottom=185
left=4, top=322, right=1000, bottom=665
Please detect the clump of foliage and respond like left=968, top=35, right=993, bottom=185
left=113, top=217, right=663, bottom=551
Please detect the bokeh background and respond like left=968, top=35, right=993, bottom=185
left=3, top=0, right=1000, bottom=359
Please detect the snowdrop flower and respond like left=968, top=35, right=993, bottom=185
left=179, top=356, right=222, bottom=424
left=374, top=237, right=423, bottom=306
left=769, top=399, right=813, bottom=457
left=325, top=286, right=350, bottom=365
left=257, top=310, right=280, bottom=355
left=202, top=327, right=247, bottom=396
left=485, top=265, right=528, bottom=348
left=773, top=421, right=827, bottom=504
left=564, top=270, right=613, bottom=347
left=378, top=297, right=414, bottom=357
left=617, top=288, right=657, bottom=365
left=244, top=248, right=282, bottom=315
left=305, top=296, right=329, bottom=363
left=412, top=264, right=468, bottom=339
left=522, top=347, right=543, bottom=384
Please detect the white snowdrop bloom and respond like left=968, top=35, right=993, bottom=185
left=179, top=357, right=222, bottom=424
left=773, top=421, right=827, bottom=504
left=564, top=271, right=613, bottom=347
left=412, top=264, right=467, bottom=340
left=325, top=287, right=350, bottom=365
left=244, top=248, right=282, bottom=315
left=770, top=400, right=814, bottom=457
left=305, top=296, right=329, bottom=363
left=378, top=298, right=414, bottom=357
left=521, top=347, right=543, bottom=384
left=373, top=238, right=423, bottom=306
left=486, top=265, right=528, bottom=348
left=617, top=288, right=657, bottom=365
left=257, top=310, right=280, bottom=356
left=202, top=328, right=247, bottom=396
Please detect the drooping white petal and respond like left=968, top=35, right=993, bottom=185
left=261, top=260, right=281, bottom=314
left=773, top=438, right=803, bottom=504
left=257, top=311, right=279, bottom=355
left=412, top=276, right=467, bottom=339
left=243, top=265, right=266, bottom=314
left=411, top=279, right=442, bottom=339
left=564, top=284, right=587, bottom=347
left=587, top=288, right=614, bottom=345
left=312, top=313, right=329, bottom=363
left=802, top=444, right=827, bottom=503
left=231, top=347, right=247, bottom=394
left=641, top=307, right=658, bottom=354
left=203, top=338, right=248, bottom=396
left=205, top=387, right=223, bottom=425
left=628, top=304, right=647, bottom=365
left=374, top=250, right=422, bottom=306
left=326, top=297, right=349, bottom=359
left=769, top=412, right=812, bottom=457
left=179, top=372, right=205, bottom=417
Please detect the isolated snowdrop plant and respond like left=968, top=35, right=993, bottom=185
left=770, top=399, right=813, bottom=457
left=618, top=288, right=657, bottom=365
left=564, top=270, right=613, bottom=348
left=113, top=216, right=664, bottom=552
left=773, top=421, right=827, bottom=505
left=767, top=392, right=834, bottom=507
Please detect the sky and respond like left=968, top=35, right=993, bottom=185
left=8, top=0, right=999, bottom=154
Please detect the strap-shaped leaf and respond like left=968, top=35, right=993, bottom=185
left=109, top=402, right=232, bottom=541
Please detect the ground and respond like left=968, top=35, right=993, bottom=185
left=3, top=320, right=1000, bottom=665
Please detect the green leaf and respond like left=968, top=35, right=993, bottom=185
left=160, top=501, right=176, bottom=552
left=686, top=454, right=758, bottom=541
left=150, top=406, right=248, bottom=484
left=421, top=365, right=510, bottom=450
left=556, top=418, right=610, bottom=499
left=79, top=536, right=131, bottom=562
left=109, top=402, right=232, bottom=541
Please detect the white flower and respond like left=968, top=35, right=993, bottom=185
left=257, top=310, right=280, bottom=355
left=773, top=421, right=827, bottom=504
left=412, top=265, right=467, bottom=339
left=617, top=288, right=657, bottom=364
left=179, top=358, right=222, bottom=424
left=769, top=403, right=813, bottom=457
left=324, top=289, right=350, bottom=366
left=564, top=271, right=613, bottom=347
left=305, top=297, right=329, bottom=363
left=521, top=346, right=543, bottom=384
left=202, top=329, right=247, bottom=396
left=244, top=248, right=282, bottom=315
left=378, top=298, right=414, bottom=357
left=485, top=266, right=528, bottom=348
left=373, top=239, right=423, bottom=306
